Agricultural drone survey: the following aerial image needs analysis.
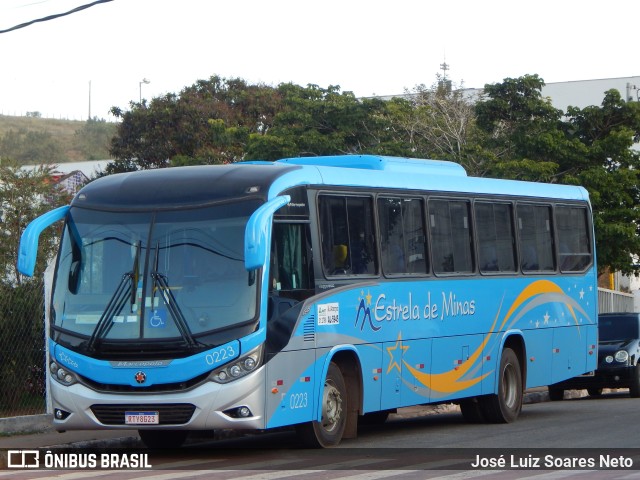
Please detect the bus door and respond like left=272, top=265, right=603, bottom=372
left=264, top=220, right=317, bottom=429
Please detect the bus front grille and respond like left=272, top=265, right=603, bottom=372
left=90, top=403, right=196, bottom=425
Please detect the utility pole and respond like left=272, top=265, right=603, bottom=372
left=139, top=78, right=150, bottom=103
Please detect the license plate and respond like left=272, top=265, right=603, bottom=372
left=125, top=411, right=159, bottom=425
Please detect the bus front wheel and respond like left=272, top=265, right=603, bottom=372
left=296, top=362, right=347, bottom=447
left=480, top=347, right=523, bottom=423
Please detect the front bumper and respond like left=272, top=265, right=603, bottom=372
left=49, top=367, right=267, bottom=431
left=552, top=364, right=636, bottom=391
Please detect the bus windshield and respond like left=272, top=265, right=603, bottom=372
left=52, top=200, right=261, bottom=353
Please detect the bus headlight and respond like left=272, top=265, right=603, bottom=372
left=49, top=359, right=78, bottom=386
left=211, top=345, right=263, bottom=384
left=615, top=350, right=629, bottom=363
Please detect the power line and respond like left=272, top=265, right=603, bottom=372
left=0, top=0, right=114, bottom=34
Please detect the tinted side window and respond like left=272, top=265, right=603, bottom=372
left=377, top=197, right=428, bottom=275
left=270, top=223, right=313, bottom=292
left=475, top=202, right=516, bottom=273
left=556, top=206, right=591, bottom=272
left=319, top=195, right=377, bottom=276
left=429, top=199, right=473, bottom=274
left=517, top=204, right=555, bottom=272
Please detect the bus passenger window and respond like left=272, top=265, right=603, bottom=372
left=319, top=195, right=377, bottom=276
left=429, top=199, right=473, bottom=274
left=377, top=197, right=428, bottom=275
left=475, top=202, right=516, bottom=273
left=556, top=206, right=591, bottom=272
left=517, top=204, right=555, bottom=272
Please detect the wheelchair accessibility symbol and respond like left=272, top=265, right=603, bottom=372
left=149, top=309, right=167, bottom=328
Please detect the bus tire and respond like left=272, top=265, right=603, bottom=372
left=296, top=362, right=347, bottom=448
left=459, top=398, right=486, bottom=423
left=480, top=347, right=523, bottom=423
left=138, top=429, right=188, bottom=448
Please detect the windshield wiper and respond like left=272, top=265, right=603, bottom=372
left=87, top=241, right=140, bottom=353
left=86, top=271, right=133, bottom=352
left=151, top=243, right=198, bottom=350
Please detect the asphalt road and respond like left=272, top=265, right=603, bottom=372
left=3, top=391, right=640, bottom=478
left=183, top=389, right=640, bottom=449
left=0, top=388, right=630, bottom=450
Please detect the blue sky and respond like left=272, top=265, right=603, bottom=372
left=0, top=0, right=636, bottom=120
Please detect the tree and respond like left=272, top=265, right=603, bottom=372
left=0, top=159, right=70, bottom=283
left=0, top=129, right=63, bottom=165
left=108, top=76, right=395, bottom=171
left=108, top=76, right=284, bottom=173
left=474, top=74, right=573, bottom=181
left=73, top=117, right=116, bottom=160
left=0, top=160, right=69, bottom=414
left=476, top=75, right=640, bottom=274
left=378, top=76, right=493, bottom=175
left=564, top=90, right=640, bottom=274
left=245, top=83, right=391, bottom=160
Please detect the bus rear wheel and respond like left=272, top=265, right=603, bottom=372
left=459, top=398, right=485, bottom=423
left=480, top=347, right=523, bottom=423
left=587, top=388, right=603, bottom=397
left=296, top=362, right=347, bottom=447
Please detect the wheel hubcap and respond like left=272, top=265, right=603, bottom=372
left=502, top=363, right=517, bottom=409
left=321, top=379, right=342, bottom=432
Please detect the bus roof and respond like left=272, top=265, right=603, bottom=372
left=73, top=155, right=589, bottom=210
left=275, top=155, right=467, bottom=176
left=267, top=155, right=589, bottom=203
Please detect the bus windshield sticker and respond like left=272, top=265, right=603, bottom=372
left=148, top=309, right=167, bottom=328
left=317, top=303, right=339, bottom=325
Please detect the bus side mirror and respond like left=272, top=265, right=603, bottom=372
left=18, top=205, right=70, bottom=277
left=244, top=195, right=291, bottom=271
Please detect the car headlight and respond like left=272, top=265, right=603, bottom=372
left=210, top=345, right=263, bottom=384
left=614, top=350, right=629, bottom=363
left=49, top=358, right=78, bottom=386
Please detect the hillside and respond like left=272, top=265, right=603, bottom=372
left=0, top=114, right=116, bottom=163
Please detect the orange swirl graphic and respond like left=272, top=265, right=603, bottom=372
left=401, top=280, right=577, bottom=394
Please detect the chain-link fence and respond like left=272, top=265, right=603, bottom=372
left=0, top=278, right=47, bottom=417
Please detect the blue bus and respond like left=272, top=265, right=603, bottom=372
left=18, top=155, right=597, bottom=448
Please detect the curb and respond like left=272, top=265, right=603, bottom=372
left=0, top=414, right=52, bottom=436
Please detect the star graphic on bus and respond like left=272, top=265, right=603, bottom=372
left=386, top=332, right=409, bottom=374
left=357, top=289, right=373, bottom=308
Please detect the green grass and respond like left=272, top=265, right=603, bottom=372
left=0, top=114, right=115, bottom=162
